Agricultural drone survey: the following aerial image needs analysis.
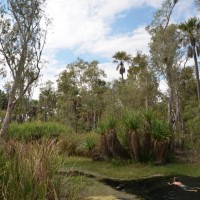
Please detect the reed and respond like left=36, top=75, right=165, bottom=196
left=0, top=139, right=63, bottom=200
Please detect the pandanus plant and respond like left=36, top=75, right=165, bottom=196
left=141, top=109, right=156, bottom=162
left=96, top=118, right=117, bottom=158
left=123, top=111, right=141, bottom=162
left=79, top=136, right=96, bottom=157
left=151, top=119, right=172, bottom=164
left=96, top=117, right=129, bottom=159
left=142, top=109, right=173, bottom=164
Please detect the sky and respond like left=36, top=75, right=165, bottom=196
left=0, top=0, right=199, bottom=99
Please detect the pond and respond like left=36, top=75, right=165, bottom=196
left=101, top=175, right=200, bottom=200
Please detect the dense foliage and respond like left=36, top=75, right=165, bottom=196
left=0, top=0, right=199, bottom=154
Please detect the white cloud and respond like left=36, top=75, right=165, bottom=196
left=44, top=0, right=196, bottom=60
left=76, top=26, right=151, bottom=59
left=45, top=0, right=161, bottom=51
left=173, top=0, right=197, bottom=22
left=99, top=62, right=120, bottom=81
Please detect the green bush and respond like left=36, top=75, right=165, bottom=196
left=80, top=137, right=96, bottom=151
left=186, top=115, right=200, bottom=135
left=123, top=110, right=141, bottom=131
left=59, top=132, right=100, bottom=157
left=8, top=121, right=72, bottom=141
left=79, top=136, right=97, bottom=157
left=142, top=108, right=156, bottom=124
left=105, top=116, right=117, bottom=130
left=151, top=119, right=171, bottom=140
left=184, top=115, right=200, bottom=157
left=95, top=116, right=117, bottom=134
left=95, top=121, right=107, bottom=135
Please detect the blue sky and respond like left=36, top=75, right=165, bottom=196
left=1, top=0, right=198, bottom=98
left=57, top=5, right=155, bottom=63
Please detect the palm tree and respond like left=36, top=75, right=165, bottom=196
left=178, top=17, right=200, bottom=102
left=112, top=51, right=131, bottom=80
left=123, top=111, right=141, bottom=162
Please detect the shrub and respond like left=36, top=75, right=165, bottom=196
left=59, top=132, right=100, bottom=157
left=104, top=116, right=117, bottom=130
left=0, top=139, right=63, bottom=199
left=79, top=136, right=96, bottom=157
left=142, top=108, right=156, bottom=124
left=95, top=121, right=107, bottom=135
left=8, top=121, right=71, bottom=141
left=123, top=110, right=141, bottom=131
left=151, top=119, right=171, bottom=141
left=80, top=137, right=96, bottom=151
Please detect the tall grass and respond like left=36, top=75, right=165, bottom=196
left=8, top=121, right=72, bottom=141
left=0, top=139, right=63, bottom=200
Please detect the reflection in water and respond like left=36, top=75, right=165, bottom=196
left=101, top=176, right=200, bottom=200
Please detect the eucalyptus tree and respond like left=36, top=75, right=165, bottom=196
left=112, top=51, right=131, bottom=80
left=56, top=58, right=107, bottom=131
left=38, top=81, right=57, bottom=122
left=56, top=66, right=79, bottom=126
left=82, top=60, right=107, bottom=130
left=178, top=17, right=200, bottom=102
left=178, top=66, right=197, bottom=107
left=0, top=0, right=49, bottom=139
left=57, top=58, right=90, bottom=130
left=127, top=52, right=159, bottom=110
left=147, top=0, right=184, bottom=133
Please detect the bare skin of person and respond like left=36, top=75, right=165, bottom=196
left=168, top=177, right=200, bottom=192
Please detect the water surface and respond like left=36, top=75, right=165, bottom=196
left=101, top=175, right=200, bottom=200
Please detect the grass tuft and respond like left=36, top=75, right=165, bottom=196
left=0, top=139, right=63, bottom=199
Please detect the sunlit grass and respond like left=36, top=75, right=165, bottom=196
left=8, top=121, right=71, bottom=141
left=63, top=157, right=200, bottom=180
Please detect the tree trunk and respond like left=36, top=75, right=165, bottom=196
left=141, top=132, right=151, bottom=159
left=0, top=83, right=17, bottom=139
left=167, top=71, right=175, bottom=130
left=174, top=89, right=184, bottom=134
left=193, top=45, right=200, bottom=102
left=93, top=111, right=96, bottom=130
left=100, top=134, right=109, bottom=158
left=128, top=130, right=141, bottom=162
left=153, top=139, right=168, bottom=164
left=121, top=73, right=124, bottom=80
left=166, top=63, right=184, bottom=132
